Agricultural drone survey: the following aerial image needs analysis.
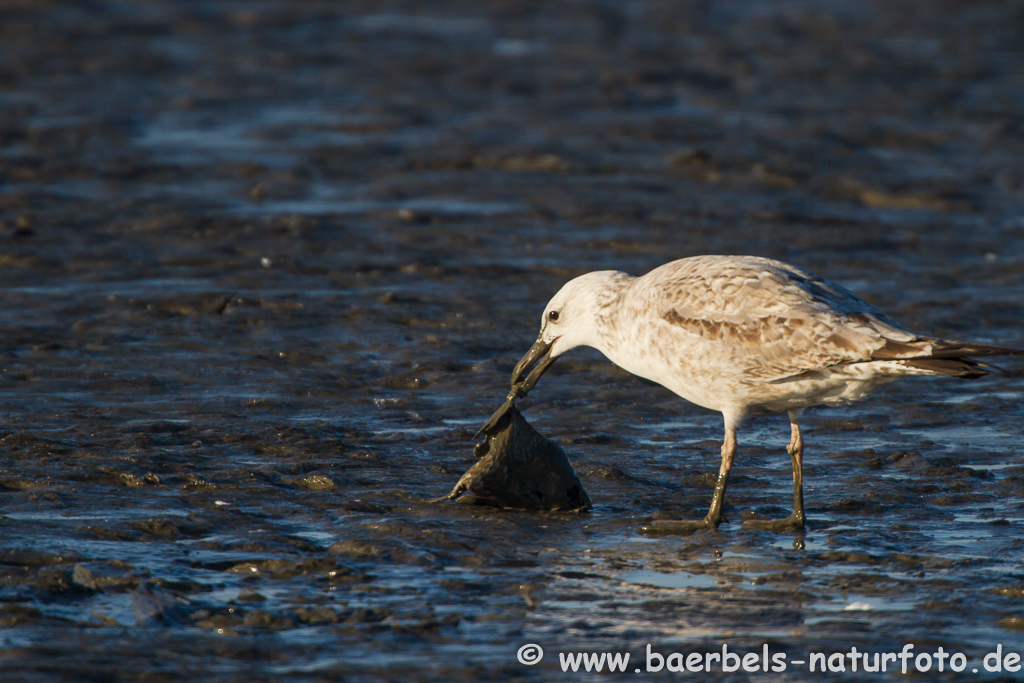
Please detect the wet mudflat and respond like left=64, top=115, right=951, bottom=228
left=2, top=0, right=1024, bottom=680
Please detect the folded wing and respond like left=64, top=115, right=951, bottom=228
left=646, top=255, right=1022, bottom=383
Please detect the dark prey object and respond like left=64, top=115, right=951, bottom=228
left=443, top=399, right=592, bottom=511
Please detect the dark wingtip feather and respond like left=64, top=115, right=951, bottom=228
left=930, top=339, right=1024, bottom=358
left=872, top=337, right=1023, bottom=378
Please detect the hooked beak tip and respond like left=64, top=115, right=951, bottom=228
left=510, top=337, right=560, bottom=394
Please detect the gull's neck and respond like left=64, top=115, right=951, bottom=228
left=582, top=271, right=636, bottom=358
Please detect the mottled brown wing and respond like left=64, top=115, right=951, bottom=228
left=647, top=256, right=916, bottom=382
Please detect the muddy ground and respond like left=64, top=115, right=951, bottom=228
left=1, top=1, right=1024, bottom=681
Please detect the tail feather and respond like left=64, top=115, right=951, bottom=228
left=900, top=357, right=995, bottom=379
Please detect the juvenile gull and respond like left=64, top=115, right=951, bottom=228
left=502, top=255, right=1022, bottom=533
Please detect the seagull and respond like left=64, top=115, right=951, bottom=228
left=490, top=255, right=1022, bottom=534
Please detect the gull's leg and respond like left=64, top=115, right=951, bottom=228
left=640, top=423, right=737, bottom=536
left=789, top=414, right=805, bottom=526
left=743, top=410, right=805, bottom=532
left=705, top=425, right=737, bottom=526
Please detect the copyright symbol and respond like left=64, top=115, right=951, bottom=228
left=517, top=643, right=544, bottom=665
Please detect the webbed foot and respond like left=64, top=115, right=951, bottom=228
left=741, top=515, right=805, bottom=532
left=639, top=517, right=720, bottom=536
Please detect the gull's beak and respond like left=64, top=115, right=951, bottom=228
left=475, top=337, right=560, bottom=439
left=510, top=336, right=559, bottom=395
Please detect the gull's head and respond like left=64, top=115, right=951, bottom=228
left=510, top=271, right=627, bottom=392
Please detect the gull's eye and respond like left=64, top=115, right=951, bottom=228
left=548, top=310, right=560, bottom=323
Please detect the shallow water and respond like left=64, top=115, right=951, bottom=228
left=2, top=0, right=1024, bottom=681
